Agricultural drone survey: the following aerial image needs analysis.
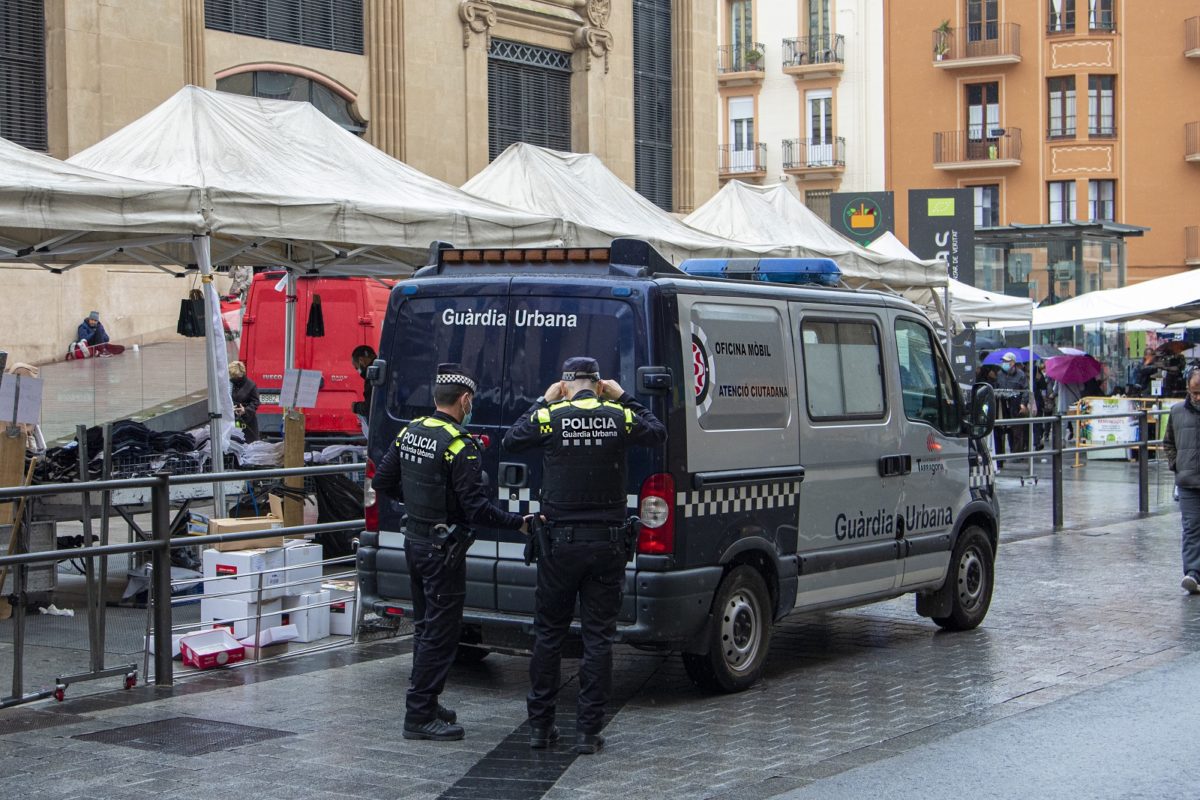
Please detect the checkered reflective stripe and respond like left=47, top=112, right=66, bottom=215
left=677, top=481, right=802, bottom=519
left=969, top=457, right=996, bottom=488
left=501, top=490, right=639, bottom=515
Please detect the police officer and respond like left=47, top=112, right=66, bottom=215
left=503, top=357, right=666, bottom=754
left=373, top=363, right=529, bottom=742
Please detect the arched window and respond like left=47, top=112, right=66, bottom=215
left=216, top=70, right=366, bottom=135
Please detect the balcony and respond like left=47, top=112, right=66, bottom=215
left=932, top=22, right=1021, bottom=67
left=719, top=143, right=768, bottom=179
left=1088, top=8, right=1116, bottom=33
left=1188, top=17, right=1200, bottom=57
left=1188, top=226, right=1200, bottom=266
left=1047, top=121, right=1076, bottom=140
left=1088, top=123, right=1117, bottom=139
left=782, top=34, right=845, bottom=80
left=1188, top=122, right=1200, bottom=162
left=718, top=43, right=766, bottom=86
left=782, top=137, right=846, bottom=180
left=933, top=128, right=1022, bottom=170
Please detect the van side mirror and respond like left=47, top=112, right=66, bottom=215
left=638, top=366, right=672, bottom=394
left=366, top=358, right=386, bottom=386
left=963, top=382, right=996, bottom=438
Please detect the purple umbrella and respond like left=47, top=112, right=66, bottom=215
left=1044, top=354, right=1102, bottom=384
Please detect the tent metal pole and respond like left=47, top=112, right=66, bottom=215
left=1028, top=319, right=1035, bottom=481
left=943, top=284, right=953, bottom=365
left=285, top=269, right=297, bottom=372
left=193, top=235, right=227, bottom=506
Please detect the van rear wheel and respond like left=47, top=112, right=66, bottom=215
left=682, top=566, right=772, bottom=693
left=933, top=525, right=994, bottom=631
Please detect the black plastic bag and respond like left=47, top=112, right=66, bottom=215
left=313, top=472, right=362, bottom=556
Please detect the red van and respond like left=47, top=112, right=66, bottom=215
left=239, top=272, right=392, bottom=438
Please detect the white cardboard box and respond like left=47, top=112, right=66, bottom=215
left=283, top=541, right=324, bottom=596
left=323, top=580, right=357, bottom=636
left=238, top=623, right=299, bottom=648
left=202, top=548, right=286, bottom=601
left=282, top=591, right=330, bottom=643
left=201, top=597, right=283, bottom=640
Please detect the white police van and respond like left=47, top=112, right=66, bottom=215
left=358, top=239, right=998, bottom=692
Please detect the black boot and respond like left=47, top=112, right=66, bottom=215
left=574, top=732, right=604, bottom=755
left=403, top=718, right=465, bottom=741
left=529, top=723, right=559, bottom=750
left=436, top=704, right=457, bottom=724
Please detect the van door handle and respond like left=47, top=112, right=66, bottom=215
left=499, top=462, right=527, bottom=489
left=878, top=454, right=912, bottom=477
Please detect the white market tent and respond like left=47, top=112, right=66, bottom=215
left=1004, top=268, right=1200, bottom=330
left=463, top=143, right=789, bottom=265
left=684, top=181, right=946, bottom=291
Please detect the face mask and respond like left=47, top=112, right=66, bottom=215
left=1000, top=363, right=1012, bottom=373
left=461, top=398, right=473, bottom=426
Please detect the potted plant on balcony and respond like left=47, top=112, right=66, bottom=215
left=745, top=47, right=764, bottom=68
left=934, top=19, right=951, bottom=60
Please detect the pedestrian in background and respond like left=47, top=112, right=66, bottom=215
left=350, top=344, right=377, bottom=437
left=1164, top=369, right=1200, bottom=594
left=994, top=352, right=1028, bottom=466
left=76, top=311, right=110, bottom=348
left=228, top=360, right=261, bottom=443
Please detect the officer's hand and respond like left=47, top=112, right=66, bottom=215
left=598, top=379, right=625, bottom=400
left=520, top=514, right=534, bottom=535
left=544, top=382, right=565, bottom=402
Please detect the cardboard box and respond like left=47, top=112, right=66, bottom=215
left=283, top=540, right=324, bottom=595
left=202, top=548, right=286, bottom=601
left=201, top=597, right=282, bottom=640
left=323, top=580, right=357, bottom=636
left=179, top=629, right=245, bottom=670
left=144, top=633, right=187, bottom=659
left=238, top=623, right=299, bottom=657
left=203, top=516, right=284, bottom=551
left=282, top=591, right=330, bottom=643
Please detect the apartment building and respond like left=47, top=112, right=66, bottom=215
left=714, top=0, right=885, bottom=222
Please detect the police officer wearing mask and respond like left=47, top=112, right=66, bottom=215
left=503, top=357, right=666, bottom=754
left=373, top=363, right=529, bottom=742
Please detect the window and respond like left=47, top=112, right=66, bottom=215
left=1049, top=181, right=1077, bottom=223
left=634, top=0, right=673, bottom=211
left=973, top=185, right=1000, bottom=228
left=487, top=40, right=572, bottom=161
left=895, top=319, right=961, bottom=433
left=801, top=320, right=885, bottom=420
left=1047, top=77, right=1076, bottom=138
left=806, top=89, right=834, bottom=166
left=805, top=190, right=832, bottom=225
left=1088, top=75, right=1115, bottom=137
left=966, top=0, right=998, bottom=42
left=1089, top=0, right=1114, bottom=31
left=966, top=82, right=1000, bottom=158
left=729, top=0, right=753, bottom=61
left=204, top=0, right=364, bottom=55
left=1048, top=0, right=1075, bottom=32
left=1089, top=179, right=1115, bottom=221
left=0, top=0, right=47, bottom=150
left=727, top=96, right=756, bottom=172
left=217, top=71, right=365, bottom=134
left=807, top=0, right=831, bottom=38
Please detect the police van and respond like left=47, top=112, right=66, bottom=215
left=357, top=240, right=998, bottom=692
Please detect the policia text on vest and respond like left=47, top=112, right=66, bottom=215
left=372, top=363, right=529, bottom=743
left=503, top=357, right=667, bottom=755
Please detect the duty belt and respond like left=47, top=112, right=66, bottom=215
left=547, top=524, right=624, bottom=544
left=403, top=518, right=448, bottom=541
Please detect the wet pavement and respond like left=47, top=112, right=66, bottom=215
left=0, top=461, right=1194, bottom=800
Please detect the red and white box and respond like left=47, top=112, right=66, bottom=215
left=283, top=540, right=324, bottom=596
left=202, top=548, right=286, bottom=601
left=281, top=590, right=330, bottom=643
left=322, top=580, right=357, bottom=636
left=179, top=629, right=245, bottom=670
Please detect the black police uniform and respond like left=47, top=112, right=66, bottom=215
left=373, top=369, right=524, bottom=738
left=503, top=359, right=666, bottom=746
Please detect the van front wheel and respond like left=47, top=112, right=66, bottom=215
left=933, top=525, right=994, bottom=631
left=682, top=566, right=772, bottom=693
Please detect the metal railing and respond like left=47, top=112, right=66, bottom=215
left=717, top=42, right=766, bottom=74
left=1088, top=7, right=1116, bottom=32
left=1047, top=120, right=1076, bottom=140
left=933, top=128, right=1023, bottom=165
left=933, top=22, right=1021, bottom=62
left=1047, top=9, right=1075, bottom=35
left=782, top=137, right=846, bottom=170
left=1187, top=122, right=1200, bottom=159
left=1089, top=122, right=1117, bottom=139
left=782, top=34, right=845, bottom=67
left=0, top=463, right=364, bottom=708
left=1188, top=17, right=1200, bottom=53
left=719, top=142, right=768, bottom=175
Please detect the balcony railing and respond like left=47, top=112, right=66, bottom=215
left=1088, top=7, right=1116, bottom=32
left=1088, top=122, right=1117, bottom=139
left=1188, top=122, right=1200, bottom=161
left=1047, top=120, right=1076, bottom=140
left=1187, top=226, right=1200, bottom=265
left=932, top=22, right=1021, bottom=65
left=782, top=137, right=846, bottom=171
left=933, top=128, right=1023, bottom=168
left=719, top=143, right=768, bottom=176
left=1047, top=9, right=1075, bottom=35
left=1187, top=17, right=1200, bottom=56
left=782, top=34, right=845, bottom=67
left=718, top=43, right=766, bottom=74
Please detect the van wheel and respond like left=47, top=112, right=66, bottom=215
left=682, top=566, right=772, bottom=693
left=933, top=525, right=994, bottom=631
left=454, top=645, right=490, bottom=664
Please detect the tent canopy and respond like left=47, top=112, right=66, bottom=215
left=685, top=181, right=946, bottom=290
left=62, top=86, right=572, bottom=275
left=986, top=268, right=1200, bottom=330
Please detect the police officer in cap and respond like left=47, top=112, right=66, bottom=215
left=374, top=363, right=529, bottom=741
left=504, top=357, right=666, bottom=754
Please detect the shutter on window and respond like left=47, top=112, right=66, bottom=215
left=0, top=0, right=47, bottom=151
left=633, top=0, right=672, bottom=211
left=487, top=40, right=572, bottom=162
left=204, top=0, right=362, bottom=55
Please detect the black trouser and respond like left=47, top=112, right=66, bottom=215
left=528, top=539, right=626, bottom=735
left=405, top=536, right=466, bottom=724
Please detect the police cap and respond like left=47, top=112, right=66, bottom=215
left=561, top=357, right=600, bottom=382
left=435, top=363, right=477, bottom=393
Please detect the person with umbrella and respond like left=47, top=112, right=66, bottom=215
left=1046, top=352, right=1103, bottom=446
left=1163, top=369, right=1200, bottom=594
left=994, top=352, right=1029, bottom=466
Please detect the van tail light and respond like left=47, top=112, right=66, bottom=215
left=364, top=458, right=379, bottom=532
left=637, top=473, right=675, bottom=555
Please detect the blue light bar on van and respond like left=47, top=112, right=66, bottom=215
left=680, top=257, right=842, bottom=287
